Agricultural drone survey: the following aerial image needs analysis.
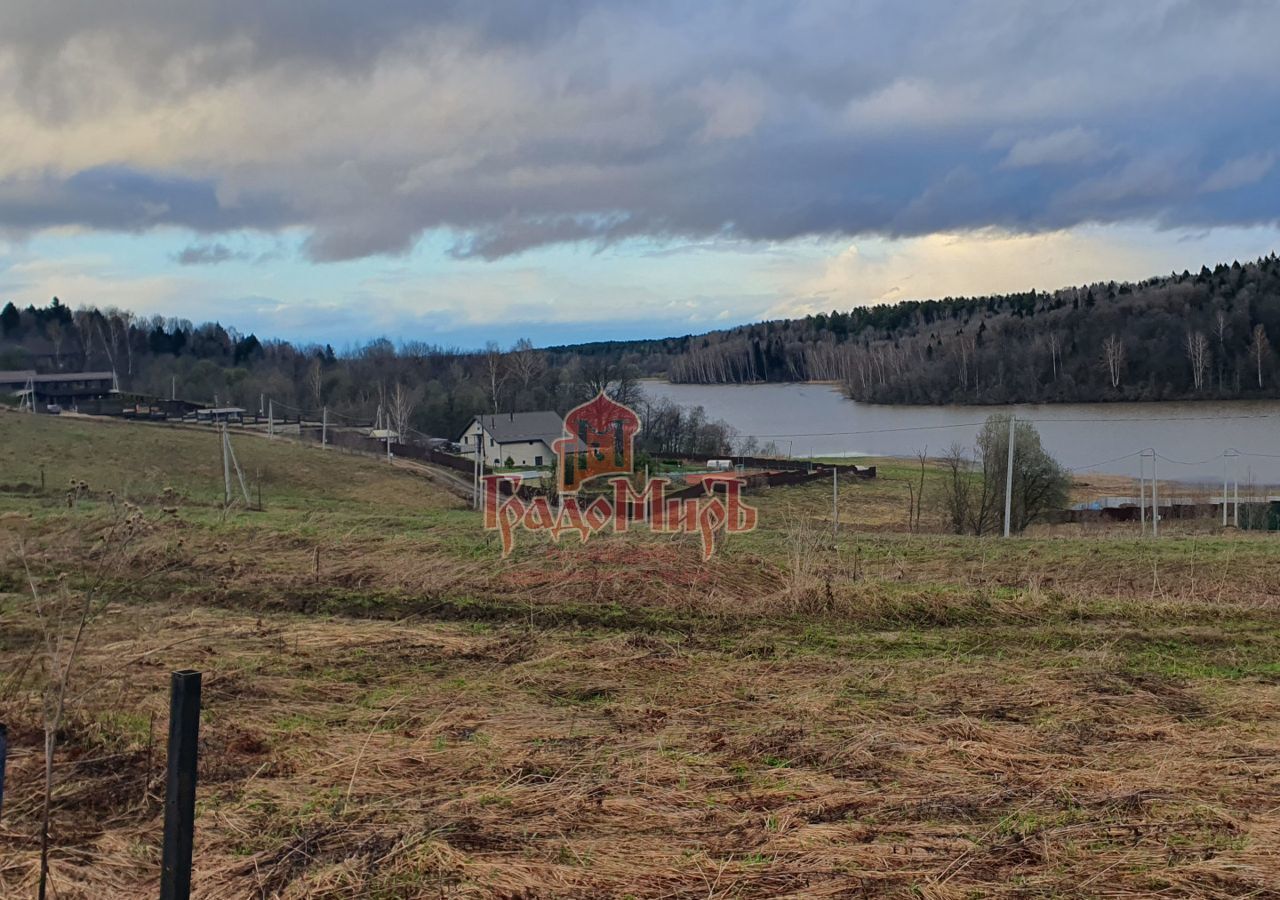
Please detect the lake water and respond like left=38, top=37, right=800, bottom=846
left=642, top=381, right=1280, bottom=485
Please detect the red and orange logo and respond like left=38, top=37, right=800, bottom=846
left=481, top=394, right=757, bottom=558
left=554, top=392, right=642, bottom=493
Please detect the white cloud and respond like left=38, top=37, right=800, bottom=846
left=1201, top=152, right=1275, bottom=193
left=1000, top=127, right=1111, bottom=168
left=765, top=228, right=1152, bottom=318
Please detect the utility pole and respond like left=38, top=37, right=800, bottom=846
left=473, top=420, right=481, bottom=510
left=386, top=431, right=392, bottom=464
left=222, top=427, right=250, bottom=507
left=1003, top=414, right=1016, bottom=538
left=259, top=393, right=264, bottom=418
left=1223, top=450, right=1230, bottom=527
left=832, top=465, right=839, bottom=539
left=322, top=406, right=328, bottom=448
left=1139, top=452, right=1147, bottom=536
left=1234, top=472, right=1240, bottom=529
left=1229, top=448, right=1240, bottom=527
left=221, top=423, right=232, bottom=508
left=267, top=400, right=274, bottom=438
left=1151, top=451, right=1159, bottom=538
left=171, top=375, right=176, bottom=401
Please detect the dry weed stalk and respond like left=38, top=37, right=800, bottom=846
left=16, top=501, right=150, bottom=900
left=779, top=503, right=827, bottom=612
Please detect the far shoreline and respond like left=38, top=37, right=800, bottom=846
left=641, top=378, right=1280, bottom=410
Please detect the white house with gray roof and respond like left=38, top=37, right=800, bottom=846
left=458, top=411, right=565, bottom=468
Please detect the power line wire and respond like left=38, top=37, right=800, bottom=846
left=1066, top=450, right=1145, bottom=473
left=1154, top=451, right=1229, bottom=466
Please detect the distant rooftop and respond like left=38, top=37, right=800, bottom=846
left=0, top=369, right=115, bottom=384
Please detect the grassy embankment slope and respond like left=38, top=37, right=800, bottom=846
left=1, top=411, right=1277, bottom=898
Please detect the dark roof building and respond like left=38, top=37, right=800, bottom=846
left=0, top=370, right=117, bottom=404
left=461, top=411, right=565, bottom=444
left=458, top=411, right=567, bottom=468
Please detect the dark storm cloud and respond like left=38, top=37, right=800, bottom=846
left=2, top=0, right=1279, bottom=259
left=0, top=166, right=295, bottom=235
left=174, top=242, right=249, bottom=265
left=2, top=1, right=590, bottom=91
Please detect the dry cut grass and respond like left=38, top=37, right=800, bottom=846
left=0, top=597, right=1277, bottom=898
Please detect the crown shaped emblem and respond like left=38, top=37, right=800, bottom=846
left=553, top=392, right=642, bottom=493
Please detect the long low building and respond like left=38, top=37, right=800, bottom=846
left=0, top=369, right=117, bottom=407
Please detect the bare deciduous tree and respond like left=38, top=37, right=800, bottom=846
left=1251, top=323, right=1271, bottom=389
left=576, top=356, right=641, bottom=407
left=389, top=381, right=419, bottom=439
left=46, top=321, right=65, bottom=370
left=939, top=416, right=1070, bottom=535
left=306, top=358, right=324, bottom=408
left=908, top=447, right=928, bottom=533
left=93, top=310, right=120, bottom=378
left=1101, top=333, right=1125, bottom=388
left=71, top=309, right=94, bottom=369
left=508, top=338, right=545, bottom=392
left=483, top=342, right=509, bottom=413
left=1214, top=308, right=1229, bottom=389
left=940, top=442, right=987, bottom=534
left=118, top=310, right=135, bottom=377
left=1185, top=330, right=1211, bottom=391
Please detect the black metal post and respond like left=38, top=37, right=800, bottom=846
left=0, top=722, right=8, bottom=822
left=160, top=670, right=201, bottom=900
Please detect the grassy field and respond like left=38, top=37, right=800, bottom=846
left=1, top=410, right=1278, bottom=898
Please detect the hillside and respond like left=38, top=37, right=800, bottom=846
left=651, top=254, right=1280, bottom=404
left=1, top=413, right=1279, bottom=896
left=0, top=410, right=459, bottom=515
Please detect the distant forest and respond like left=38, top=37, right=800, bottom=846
left=0, top=299, right=738, bottom=456
left=575, top=253, right=1280, bottom=405
left=3, top=254, right=1280, bottom=445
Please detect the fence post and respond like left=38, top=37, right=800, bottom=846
left=831, top=466, right=838, bottom=539
left=0, top=722, right=8, bottom=823
left=161, top=670, right=201, bottom=900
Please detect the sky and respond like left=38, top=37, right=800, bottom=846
left=1, top=0, right=1278, bottom=349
